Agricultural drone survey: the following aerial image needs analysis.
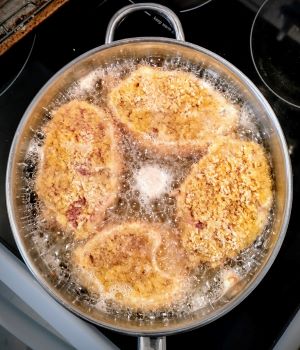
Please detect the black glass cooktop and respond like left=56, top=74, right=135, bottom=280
left=1, top=0, right=299, bottom=349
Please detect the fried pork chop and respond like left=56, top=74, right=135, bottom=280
left=35, top=100, right=122, bottom=240
left=176, top=139, right=273, bottom=267
left=107, top=66, right=239, bottom=154
left=73, top=222, right=190, bottom=311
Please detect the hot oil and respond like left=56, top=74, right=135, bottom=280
left=105, top=137, right=200, bottom=226
left=19, top=56, right=275, bottom=323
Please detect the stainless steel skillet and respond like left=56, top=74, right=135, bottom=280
left=6, top=3, right=292, bottom=349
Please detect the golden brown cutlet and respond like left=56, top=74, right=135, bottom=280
left=35, top=100, right=122, bottom=240
left=107, top=66, right=239, bottom=154
left=73, top=222, right=191, bottom=311
left=176, top=138, right=273, bottom=267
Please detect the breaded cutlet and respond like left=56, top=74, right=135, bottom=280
left=35, top=100, right=122, bottom=240
left=107, top=66, right=239, bottom=154
left=73, top=222, right=191, bottom=311
left=176, top=139, right=273, bottom=267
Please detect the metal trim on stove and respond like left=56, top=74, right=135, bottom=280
left=0, top=243, right=118, bottom=350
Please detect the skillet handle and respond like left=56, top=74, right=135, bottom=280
left=105, top=2, right=185, bottom=44
left=138, top=336, right=166, bottom=350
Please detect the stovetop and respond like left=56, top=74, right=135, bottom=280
left=1, top=0, right=299, bottom=349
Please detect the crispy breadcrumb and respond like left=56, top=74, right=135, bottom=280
left=108, top=66, right=239, bottom=154
left=176, top=139, right=273, bottom=266
left=73, top=222, right=190, bottom=311
left=35, top=100, right=122, bottom=240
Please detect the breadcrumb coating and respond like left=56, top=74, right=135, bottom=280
left=107, top=66, right=239, bottom=154
left=176, top=139, right=273, bottom=266
left=73, top=222, right=190, bottom=310
left=35, top=100, right=122, bottom=240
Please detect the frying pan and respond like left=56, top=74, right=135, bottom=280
left=6, top=3, right=292, bottom=349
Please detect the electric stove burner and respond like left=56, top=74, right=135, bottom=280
left=128, top=0, right=214, bottom=13
left=0, top=33, right=36, bottom=97
left=170, top=0, right=213, bottom=12
left=250, top=0, right=300, bottom=108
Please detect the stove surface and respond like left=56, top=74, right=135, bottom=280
left=1, top=0, right=299, bottom=349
